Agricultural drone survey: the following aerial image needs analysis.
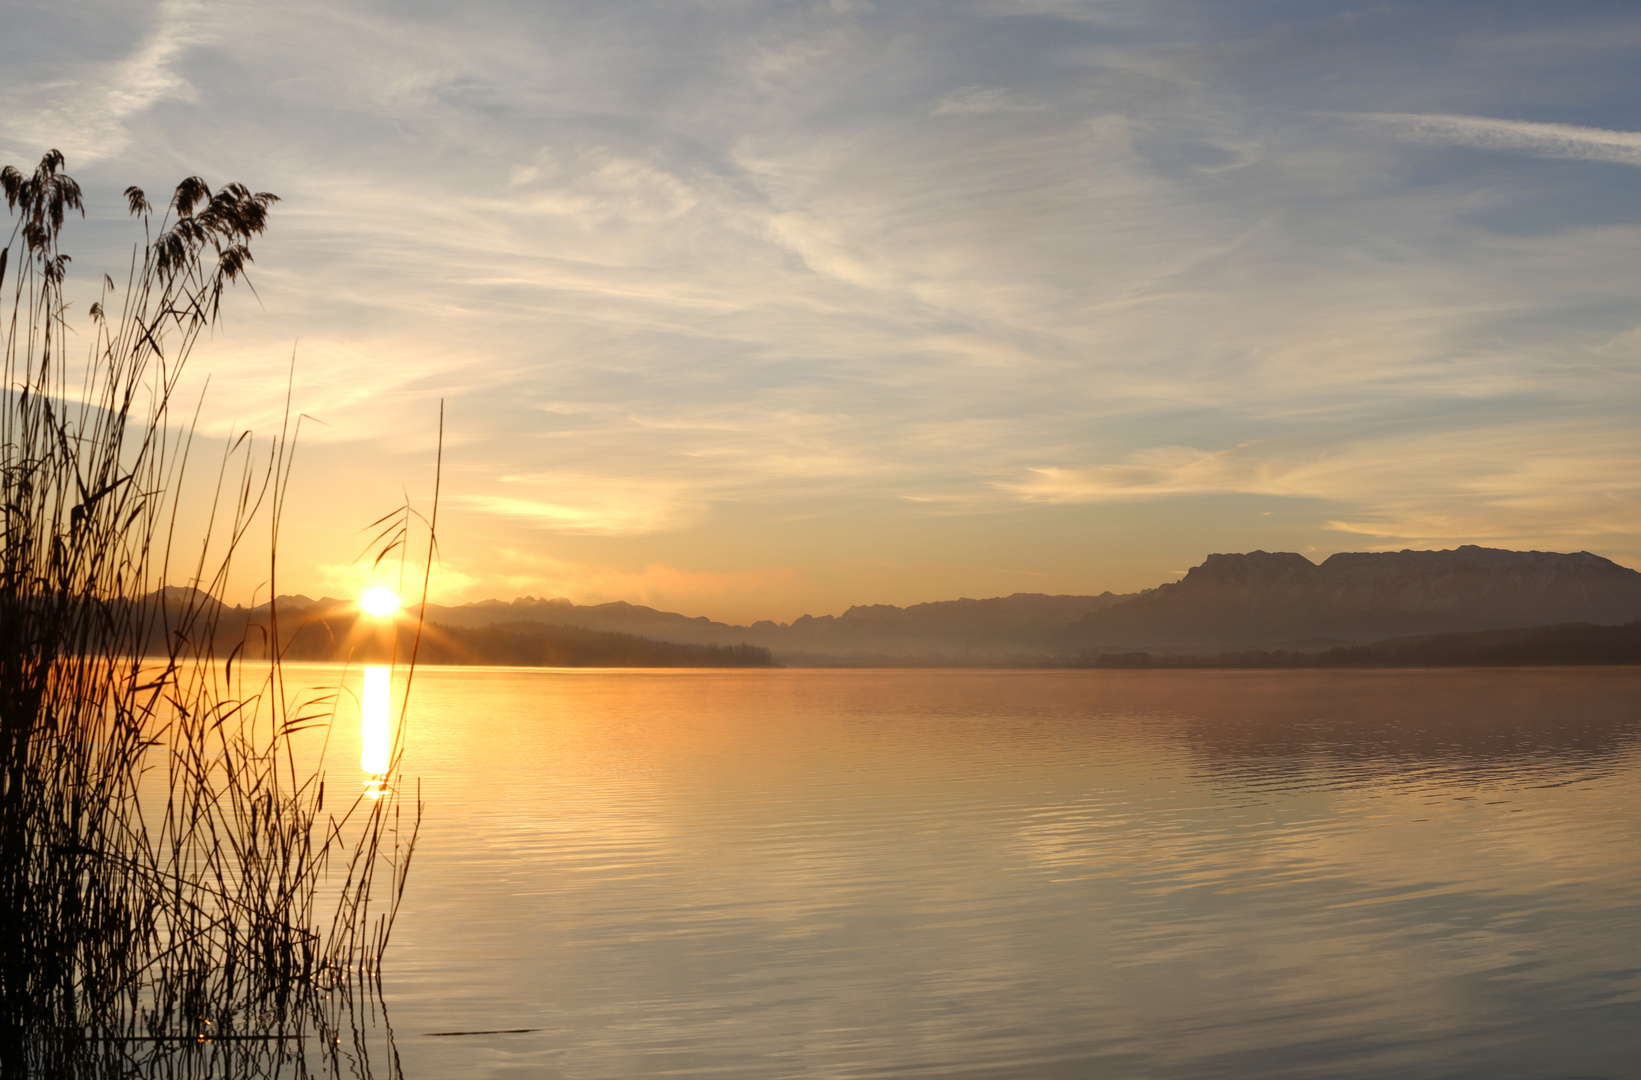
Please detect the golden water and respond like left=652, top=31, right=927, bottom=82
left=313, top=666, right=1641, bottom=1078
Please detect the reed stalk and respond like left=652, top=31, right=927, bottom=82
left=0, top=151, right=420, bottom=1077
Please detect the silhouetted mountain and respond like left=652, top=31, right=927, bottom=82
left=416, top=590, right=1134, bottom=657
left=142, top=545, right=1641, bottom=665
left=1063, top=546, right=1641, bottom=649
left=147, top=597, right=774, bottom=668
left=422, top=597, right=741, bottom=643
left=771, top=592, right=1131, bottom=652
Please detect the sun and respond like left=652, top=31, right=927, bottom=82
left=359, top=586, right=401, bottom=619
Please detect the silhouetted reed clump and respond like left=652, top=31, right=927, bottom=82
left=0, top=152, right=416, bottom=1076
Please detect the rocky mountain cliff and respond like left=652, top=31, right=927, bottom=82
left=1063, top=546, right=1641, bottom=649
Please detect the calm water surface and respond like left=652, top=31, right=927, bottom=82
left=325, top=667, right=1641, bottom=1078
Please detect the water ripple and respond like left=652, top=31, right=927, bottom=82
left=331, top=666, right=1641, bottom=1079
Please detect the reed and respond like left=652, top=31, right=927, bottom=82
left=0, top=151, right=420, bottom=1076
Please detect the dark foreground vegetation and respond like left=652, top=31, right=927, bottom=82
left=1076, top=620, right=1641, bottom=669
left=0, top=153, right=415, bottom=1076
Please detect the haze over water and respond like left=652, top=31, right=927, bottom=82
left=314, top=666, right=1641, bottom=1078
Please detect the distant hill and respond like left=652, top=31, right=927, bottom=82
left=145, top=600, right=775, bottom=668
left=1062, top=546, right=1641, bottom=650
left=412, top=545, right=1641, bottom=659
left=144, top=545, right=1641, bottom=665
left=414, top=590, right=1134, bottom=657
left=760, top=592, right=1131, bottom=653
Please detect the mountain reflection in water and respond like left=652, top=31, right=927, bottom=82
left=311, top=666, right=1641, bottom=1080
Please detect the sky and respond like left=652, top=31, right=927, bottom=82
left=4, top=0, right=1641, bottom=623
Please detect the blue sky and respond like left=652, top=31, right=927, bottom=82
left=5, top=0, right=1641, bottom=620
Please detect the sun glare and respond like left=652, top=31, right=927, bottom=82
left=361, top=664, right=391, bottom=778
left=359, top=586, right=401, bottom=618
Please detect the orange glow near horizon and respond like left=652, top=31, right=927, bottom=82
left=360, top=586, right=401, bottom=619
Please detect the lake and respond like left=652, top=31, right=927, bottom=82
left=321, top=666, right=1641, bottom=1078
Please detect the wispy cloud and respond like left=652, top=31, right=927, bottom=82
left=0, top=0, right=213, bottom=162
left=1341, top=112, right=1641, bottom=168
left=455, top=475, right=706, bottom=536
left=9, top=1, right=1641, bottom=610
left=1005, top=420, right=1641, bottom=556
left=931, top=86, right=1045, bottom=117
left=1006, top=446, right=1291, bottom=502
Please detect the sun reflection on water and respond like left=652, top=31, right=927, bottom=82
left=361, top=665, right=391, bottom=796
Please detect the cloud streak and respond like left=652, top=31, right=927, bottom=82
left=0, top=0, right=213, bottom=163
left=456, top=476, right=706, bottom=536
left=1006, top=418, right=1641, bottom=555
left=1342, top=112, right=1641, bottom=168
left=8, top=1, right=1641, bottom=612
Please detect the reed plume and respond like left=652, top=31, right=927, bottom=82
left=0, top=151, right=418, bottom=1077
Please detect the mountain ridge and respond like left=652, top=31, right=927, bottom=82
left=202, top=544, right=1641, bottom=663
left=1064, top=545, right=1641, bottom=649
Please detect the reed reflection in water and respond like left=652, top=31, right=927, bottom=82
left=349, top=667, right=1641, bottom=1079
